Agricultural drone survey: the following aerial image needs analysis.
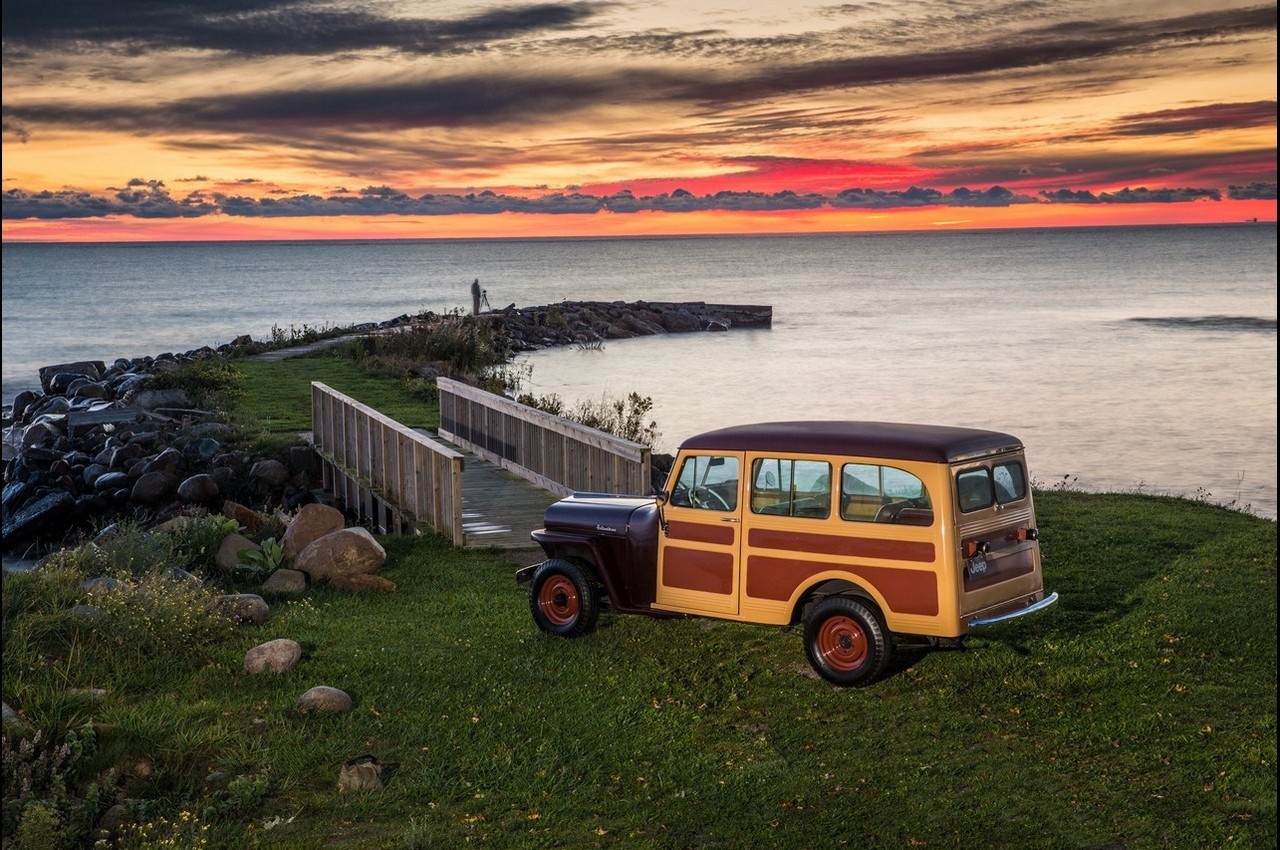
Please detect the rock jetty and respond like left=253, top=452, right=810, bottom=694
left=2, top=300, right=770, bottom=556
left=483, top=300, right=771, bottom=351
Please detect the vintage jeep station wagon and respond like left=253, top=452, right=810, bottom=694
left=517, top=421, right=1058, bottom=686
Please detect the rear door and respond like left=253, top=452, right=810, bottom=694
left=656, top=452, right=744, bottom=615
left=954, top=454, right=1044, bottom=616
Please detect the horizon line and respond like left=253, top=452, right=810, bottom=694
left=3, top=218, right=1275, bottom=247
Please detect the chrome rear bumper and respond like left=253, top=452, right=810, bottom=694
left=968, top=591, right=1059, bottom=627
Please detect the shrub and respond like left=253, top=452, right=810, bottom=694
left=143, top=358, right=244, bottom=411
left=520, top=390, right=661, bottom=449
left=268, top=322, right=342, bottom=348
left=2, top=725, right=111, bottom=846
left=235, top=537, right=283, bottom=580
left=338, top=311, right=509, bottom=380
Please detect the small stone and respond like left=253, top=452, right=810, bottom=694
left=330, top=574, right=397, bottom=593
left=296, top=685, right=352, bottom=713
left=243, top=638, right=303, bottom=674
left=262, top=568, right=307, bottom=594
left=216, top=593, right=269, bottom=625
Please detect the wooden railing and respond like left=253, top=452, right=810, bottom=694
left=438, top=377, right=651, bottom=498
left=311, top=382, right=465, bottom=546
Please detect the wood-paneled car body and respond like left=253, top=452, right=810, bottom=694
left=518, top=421, right=1058, bottom=686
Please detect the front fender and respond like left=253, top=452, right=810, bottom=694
left=529, top=528, right=655, bottom=613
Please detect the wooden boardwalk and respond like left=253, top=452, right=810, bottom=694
left=421, top=436, right=560, bottom=550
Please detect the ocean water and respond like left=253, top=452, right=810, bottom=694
left=2, top=225, right=1276, bottom=517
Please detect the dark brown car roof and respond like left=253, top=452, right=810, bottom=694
left=678, top=421, right=1023, bottom=463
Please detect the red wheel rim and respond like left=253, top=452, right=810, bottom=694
left=816, top=615, right=867, bottom=671
left=537, top=575, right=579, bottom=627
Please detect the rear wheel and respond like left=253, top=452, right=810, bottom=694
left=529, top=559, right=599, bottom=637
left=804, top=596, right=890, bottom=686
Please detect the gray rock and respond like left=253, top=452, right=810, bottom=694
left=185, top=437, right=222, bottom=464
left=93, top=471, right=131, bottom=492
left=109, top=443, right=146, bottom=468
left=130, top=388, right=191, bottom=409
left=296, top=685, right=352, bottom=713
left=177, top=473, right=220, bottom=505
left=168, top=566, right=204, bottom=588
left=142, top=447, right=183, bottom=476
left=10, top=390, right=39, bottom=423
left=82, top=463, right=111, bottom=487
left=262, top=568, right=307, bottom=594
left=69, top=604, right=105, bottom=622
left=97, top=803, right=129, bottom=835
left=21, top=417, right=65, bottom=449
left=216, top=532, right=260, bottom=573
left=249, top=459, right=289, bottom=488
left=331, top=574, right=396, bottom=593
left=2, top=491, right=75, bottom=544
left=243, top=638, right=303, bottom=674
left=216, top=593, right=269, bottom=625
left=39, top=361, right=104, bottom=393
left=2, top=701, right=30, bottom=735
left=71, top=381, right=109, bottom=401
left=130, top=471, right=177, bottom=505
left=2, top=481, right=34, bottom=515
left=83, top=576, right=126, bottom=595
left=286, top=445, right=317, bottom=474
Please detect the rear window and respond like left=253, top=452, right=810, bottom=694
left=957, top=461, right=1027, bottom=512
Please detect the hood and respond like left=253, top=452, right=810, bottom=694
left=541, top=492, right=657, bottom=538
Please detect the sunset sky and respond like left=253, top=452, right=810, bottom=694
left=2, top=0, right=1276, bottom=241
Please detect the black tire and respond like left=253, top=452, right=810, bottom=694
left=529, top=559, right=599, bottom=637
left=803, top=596, right=891, bottom=686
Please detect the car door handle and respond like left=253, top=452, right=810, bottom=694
left=721, top=517, right=740, bottom=523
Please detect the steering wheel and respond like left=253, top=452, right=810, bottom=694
left=689, top=486, right=731, bottom=511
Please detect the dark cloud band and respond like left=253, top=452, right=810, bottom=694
left=5, top=181, right=1266, bottom=221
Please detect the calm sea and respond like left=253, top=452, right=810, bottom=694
left=3, top=225, right=1276, bottom=517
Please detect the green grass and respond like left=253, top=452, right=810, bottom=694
left=3, top=492, right=1275, bottom=849
left=5, top=358, right=1276, bottom=847
left=233, top=354, right=440, bottom=434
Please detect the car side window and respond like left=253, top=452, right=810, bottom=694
left=843, top=463, right=934, bottom=524
left=751, top=458, right=831, bottom=518
left=669, top=455, right=740, bottom=511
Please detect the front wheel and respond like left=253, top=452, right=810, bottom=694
left=529, top=559, right=599, bottom=637
left=804, top=596, right=890, bottom=686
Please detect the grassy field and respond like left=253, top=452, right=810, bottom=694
left=3, top=491, right=1274, bottom=849
left=233, top=354, right=440, bottom=434
left=3, top=355, right=1275, bottom=848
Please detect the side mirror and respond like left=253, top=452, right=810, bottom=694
left=652, top=489, right=668, bottom=506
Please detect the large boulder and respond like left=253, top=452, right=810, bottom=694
left=39, top=361, right=104, bottom=394
left=130, top=471, right=177, bottom=505
left=281, top=503, right=346, bottom=560
left=294, top=527, right=386, bottom=583
left=176, top=473, right=220, bottom=505
left=2, top=491, right=75, bottom=546
left=249, top=459, right=289, bottom=488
